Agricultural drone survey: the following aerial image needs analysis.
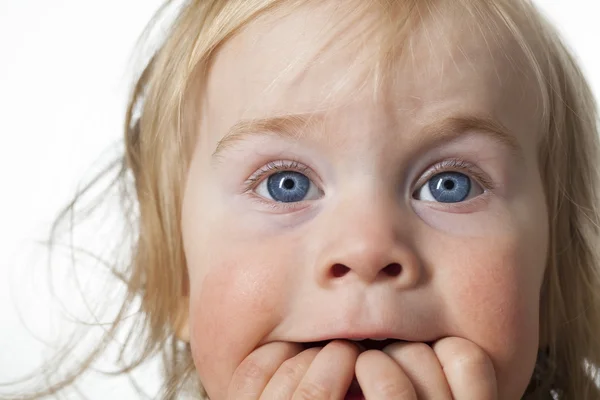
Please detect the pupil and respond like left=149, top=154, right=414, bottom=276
left=282, top=179, right=295, bottom=190
left=443, top=180, right=455, bottom=190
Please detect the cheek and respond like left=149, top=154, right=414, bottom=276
left=187, top=242, right=288, bottom=397
left=439, top=233, right=546, bottom=397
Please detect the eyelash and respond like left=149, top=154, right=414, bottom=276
left=244, top=159, right=314, bottom=190
left=243, top=158, right=495, bottom=202
left=414, top=158, right=496, bottom=194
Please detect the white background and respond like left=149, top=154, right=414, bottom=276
left=1, top=1, right=599, bottom=398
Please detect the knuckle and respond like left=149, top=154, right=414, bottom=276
left=376, top=381, right=415, bottom=398
left=294, top=381, right=330, bottom=399
left=239, top=359, right=266, bottom=380
left=277, top=358, right=305, bottom=381
left=232, top=359, right=267, bottom=389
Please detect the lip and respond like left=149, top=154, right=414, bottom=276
left=286, top=329, right=440, bottom=353
left=298, top=329, right=398, bottom=340
left=302, top=338, right=403, bottom=352
left=292, top=330, right=409, bottom=343
left=295, top=330, right=413, bottom=352
left=265, top=314, right=441, bottom=347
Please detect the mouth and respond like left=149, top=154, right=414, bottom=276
left=302, top=338, right=405, bottom=352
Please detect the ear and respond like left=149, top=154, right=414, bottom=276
left=174, top=296, right=190, bottom=342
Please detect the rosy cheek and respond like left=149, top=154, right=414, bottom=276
left=188, top=254, right=285, bottom=397
left=439, top=238, right=544, bottom=397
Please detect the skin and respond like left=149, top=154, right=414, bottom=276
left=180, top=1, right=549, bottom=399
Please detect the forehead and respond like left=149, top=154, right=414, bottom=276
left=203, top=0, right=540, bottom=144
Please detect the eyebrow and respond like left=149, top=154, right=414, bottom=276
left=211, top=112, right=522, bottom=162
left=212, top=114, right=323, bottom=161
left=416, top=114, right=523, bottom=159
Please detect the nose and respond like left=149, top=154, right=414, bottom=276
left=314, top=199, right=422, bottom=289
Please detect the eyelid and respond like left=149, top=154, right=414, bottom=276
left=413, top=158, right=496, bottom=193
left=243, top=159, right=321, bottom=193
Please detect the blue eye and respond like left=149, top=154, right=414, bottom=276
left=256, top=171, right=319, bottom=203
left=415, top=172, right=482, bottom=203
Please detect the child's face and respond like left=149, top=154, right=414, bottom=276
left=181, top=2, right=548, bottom=398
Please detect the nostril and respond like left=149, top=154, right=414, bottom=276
left=383, top=263, right=402, bottom=277
left=331, top=263, right=350, bottom=278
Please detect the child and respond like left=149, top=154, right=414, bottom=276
left=4, top=0, right=600, bottom=398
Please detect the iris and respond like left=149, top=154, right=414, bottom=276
left=267, top=171, right=311, bottom=202
left=427, top=172, right=471, bottom=203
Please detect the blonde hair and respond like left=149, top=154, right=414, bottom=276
left=3, top=0, right=600, bottom=398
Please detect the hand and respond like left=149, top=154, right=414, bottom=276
left=228, top=340, right=359, bottom=400
left=355, top=337, right=497, bottom=399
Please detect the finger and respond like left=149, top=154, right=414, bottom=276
left=355, top=349, right=417, bottom=400
left=228, top=341, right=304, bottom=400
left=432, top=337, right=498, bottom=400
left=292, top=340, right=359, bottom=400
left=260, top=347, right=320, bottom=400
left=383, top=341, right=452, bottom=399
